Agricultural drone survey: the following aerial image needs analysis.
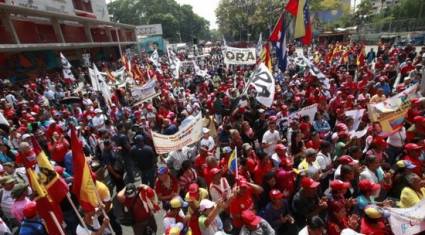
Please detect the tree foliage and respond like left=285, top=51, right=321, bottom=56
left=107, top=0, right=210, bottom=42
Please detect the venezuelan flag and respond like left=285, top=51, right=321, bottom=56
left=228, top=147, right=238, bottom=175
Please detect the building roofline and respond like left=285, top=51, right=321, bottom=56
left=0, top=3, right=135, bottom=29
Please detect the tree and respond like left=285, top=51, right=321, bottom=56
left=107, top=0, right=210, bottom=42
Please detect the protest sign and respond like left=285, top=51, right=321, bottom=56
left=131, top=80, right=158, bottom=102
left=387, top=200, right=425, bottom=235
left=151, top=113, right=203, bottom=154
left=289, top=103, right=318, bottom=123
left=223, top=47, right=256, bottom=65
left=247, top=63, right=275, bottom=107
left=345, top=109, right=365, bottom=131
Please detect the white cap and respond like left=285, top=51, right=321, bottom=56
left=22, top=134, right=31, bottom=140
left=199, top=199, right=215, bottom=211
left=202, top=128, right=210, bottom=134
left=94, top=108, right=102, bottom=114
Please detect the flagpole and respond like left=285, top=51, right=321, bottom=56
left=93, top=182, right=115, bottom=234
left=48, top=211, right=66, bottom=235
left=235, top=147, right=238, bottom=180
left=66, top=193, right=90, bottom=234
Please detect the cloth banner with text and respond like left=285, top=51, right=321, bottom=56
left=60, top=53, right=76, bottom=81
left=151, top=113, right=203, bottom=154
left=289, top=103, right=318, bottom=123
left=368, top=84, right=418, bottom=135
left=246, top=63, right=275, bottom=107
left=131, top=80, right=158, bottom=102
left=387, top=199, right=425, bottom=235
left=223, top=46, right=257, bottom=65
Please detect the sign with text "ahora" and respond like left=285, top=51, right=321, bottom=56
left=223, top=46, right=256, bottom=65
left=136, top=24, right=163, bottom=38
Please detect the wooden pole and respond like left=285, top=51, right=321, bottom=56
left=66, top=193, right=90, bottom=234
left=94, top=183, right=115, bottom=234
left=48, top=211, right=66, bottom=235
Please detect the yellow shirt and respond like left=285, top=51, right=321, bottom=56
left=96, top=181, right=112, bottom=211
left=185, top=188, right=209, bottom=213
left=398, top=187, right=425, bottom=208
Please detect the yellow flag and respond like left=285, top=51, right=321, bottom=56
left=27, top=168, right=47, bottom=198
left=294, top=0, right=306, bottom=38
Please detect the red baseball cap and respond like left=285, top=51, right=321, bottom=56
left=268, top=116, right=277, bottom=123
left=241, top=210, right=261, bottom=227
left=275, top=144, right=286, bottom=151
left=372, top=137, right=387, bottom=148
left=338, top=155, right=357, bottom=165
left=301, top=177, right=320, bottom=189
left=269, top=189, right=284, bottom=200
left=405, top=143, right=423, bottom=151
left=188, top=183, right=199, bottom=198
left=330, top=180, right=350, bottom=191
left=23, top=201, right=37, bottom=218
left=358, top=179, right=380, bottom=193
left=414, top=116, right=425, bottom=125
left=209, top=168, right=221, bottom=176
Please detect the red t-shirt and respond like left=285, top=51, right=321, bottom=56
left=253, top=160, right=273, bottom=185
left=154, top=176, right=179, bottom=200
left=124, top=189, right=155, bottom=222
left=229, top=188, right=254, bottom=228
left=48, top=139, right=69, bottom=163
left=194, top=155, right=207, bottom=176
left=16, top=151, right=37, bottom=168
left=360, top=218, right=389, bottom=235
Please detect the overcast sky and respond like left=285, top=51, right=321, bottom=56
left=176, top=0, right=220, bottom=29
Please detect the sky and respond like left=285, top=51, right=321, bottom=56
left=176, top=0, right=220, bottom=30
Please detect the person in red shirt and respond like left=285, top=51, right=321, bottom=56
left=253, top=150, right=274, bottom=185
left=194, top=146, right=210, bottom=176
left=327, top=180, right=357, bottom=235
left=306, top=132, right=321, bottom=151
left=16, top=142, right=37, bottom=168
left=154, top=167, right=180, bottom=204
left=242, top=143, right=257, bottom=175
left=299, top=115, right=312, bottom=141
left=402, top=143, right=424, bottom=176
left=360, top=205, right=391, bottom=235
left=47, top=131, right=69, bottom=166
left=229, top=180, right=263, bottom=230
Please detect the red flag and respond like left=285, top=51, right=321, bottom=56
left=70, top=126, right=99, bottom=212
left=31, top=137, right=68, bottom=204
left=285, top=0, right=299, bottom=16
left=269, top=13, right=284, bottom=42
left=301, top=3, right=313, bottom=45
left=27, top=168, right=64, bottom=235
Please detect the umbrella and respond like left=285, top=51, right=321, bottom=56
left=60, top=96, right=81, bottom=105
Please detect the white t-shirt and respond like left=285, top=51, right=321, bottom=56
left=200, top=136, right=215, bottom=151
left=0, top=190, right=14, bottom=219
left=209, top=178, right=230, bottom=202
left=315, top=151, right=332, bottom=171
left=262, top=130, right=280, bottom=157
left=387, top=127, right=406, bottom=148
left=76, top=214, right=111, bottom=235
left=92, top=115, right=106, bottom=128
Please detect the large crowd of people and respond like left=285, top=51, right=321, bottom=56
left=0, top=39, right=425, bottom=235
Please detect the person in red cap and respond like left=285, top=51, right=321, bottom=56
left=402, top=143, right=424, bottom=176
left=356, top=179, right=390, bottom=213
left=18, top=201, right=45, bottom=234
left=184, top=183, right=209, bottom=235
left=239, top=210, right=275, bottom=235
left=209, top=168, right=230, bottom=202
left=366, top=137, right=389, bottom=163
left=406, top=116, right=425, bottom=143
left=292, top=177, right=327, bottom=229
left=229, top=179, right=263, bottom=232
left=260, top=189, right=297, bottom=234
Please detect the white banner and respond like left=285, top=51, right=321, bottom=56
left=345, top=109, right=365, bottom=132
left=167, top=47, right=181, bottom=79
left=135, top=24, right=163, bottom=37
left=150, top=49, right=160, bottom=68
left=248, top=63, right=275, bottom=107
left=131, top=80, right=157, bottom=101
left=60, top=53, right=75, bottom=81
left=152, top=113, right=203, bottom=154
left=223, top=46, right=256, bottom=65
left=289, top=104, right=318, bottom=123
left=387, top=200, right=425, bottom=235
left=301, top=55, right=330, bottom=89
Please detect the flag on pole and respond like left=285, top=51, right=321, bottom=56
left=269, top=13, right=287, bottom=73
left=294, top=0, right=306, bottom=39
left=150, top=49, right=160, bottom=68
left=256, top=33, right=263, bottom=57
left=31, top=137, right=68, bottom=204
left=60, top=53, right=75, bottom=82
left=357, top=45, right=366, bottom=66
left=301, top=2, right=313, bottom=45
left=228, top=147, right=238, bottom=177
left=285, top=0, right=300, bottom=16
left=27, top=168, right=65, bottom=235
left=260, top=43, right=272, bottom=70
left=70, top=127, right=99, bottom=212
